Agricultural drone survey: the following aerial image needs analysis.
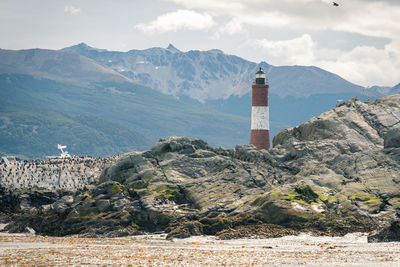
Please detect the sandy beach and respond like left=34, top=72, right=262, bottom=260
left=0, top=233, right=399, bottom=266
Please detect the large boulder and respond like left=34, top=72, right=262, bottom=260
left=166, top=221, right=203, bottom=239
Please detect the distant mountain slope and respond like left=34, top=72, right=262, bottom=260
left=391, top=83, right=400, bottom=94
left=0, top=98, right=151, bottom=158
left=266, top=64, right=363, bottom=97
left=63, top=43, right=373, bottom=130
left=64, top=43, right=364, bottom=101
left=0, top=48, right=131, bottom=86
left=362, top=83, right=400, bottom=98
left=1, top=44, right=396, bottom=158
left=0, top=74, right=249, bottom=157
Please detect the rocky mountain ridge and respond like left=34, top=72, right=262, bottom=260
left=64, top=43, right=365, bottom=101
left=0, top=48, right=131, bottom=86
left=1, top=95, right=399, bottom=241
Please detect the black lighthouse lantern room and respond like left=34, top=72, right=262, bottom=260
left=255, top=68, right=266, bottom=85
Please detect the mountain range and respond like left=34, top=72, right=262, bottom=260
left=0, top=43, right=398, bottom=158
left=64, top=43, right=365, bottom=100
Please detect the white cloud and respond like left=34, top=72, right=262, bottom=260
left=319, top=40, right=400, bottom=86
left=169, top=0, right=400, bottom=39
left=251, top=34, right=400, bottom=86
left=252, top=34, right=316, bottom=65
left=64, top=6, right=81, bottom=15
left=135, top=9, right=215, bottom=33
left=170, top=0, right=244, bottom=14
left=331, top=1, right=400, bottom=39
left=168, top=0, right=400, bottom=85
left=220, top=18, right=243, bottom=35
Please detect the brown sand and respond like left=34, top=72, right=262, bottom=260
left=0, top=233, right=399, bottom=266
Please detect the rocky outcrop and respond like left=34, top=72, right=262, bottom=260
left=1, top=95, right=400, bottom=239
left=385, top=127, right=400, bottom=148
left=368, top=221, right=400, bottom=242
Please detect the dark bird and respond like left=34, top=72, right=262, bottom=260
left=333, top=2, right=339, bottom=6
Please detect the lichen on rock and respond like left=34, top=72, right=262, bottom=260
left=1, top=95, right=400, bottom=239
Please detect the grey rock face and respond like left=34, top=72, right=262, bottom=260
left=112, top=198, right=131, bottom=212
left=385, top=127, right=400, bottom=148
left=270, top=96, right=400, bottom=202
left=52, top=202, right=69, bottom=213
left=1, top=95, right=400, bottom=239
left=368, top=221, right=400, bottom=242
left=99, top=95, right=400, bottom=235
left=96, top=199, right=111, bottom=212
left=60, top=195, right=74, bottom=205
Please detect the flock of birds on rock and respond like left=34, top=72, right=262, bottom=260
left=0, top=156, right=119, bottom=190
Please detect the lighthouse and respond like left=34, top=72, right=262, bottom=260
left=250, top=68, right=270, bottom=150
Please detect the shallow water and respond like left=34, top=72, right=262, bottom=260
left=0, top=233, right=399, bottom=266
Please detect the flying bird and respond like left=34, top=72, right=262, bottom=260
left=333, top=2, right=339, bottom=6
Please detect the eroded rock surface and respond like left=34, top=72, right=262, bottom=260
left=368, top=221, right=400, bottom=242
left=1, top=95, right=400, bottom=239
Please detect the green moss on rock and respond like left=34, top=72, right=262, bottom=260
left=351, top=193, right=383, bottom=207
left=266, top=186, right=322, bottom=206
left=108, top=182, right=128, bottom=195
left=294, top=185, right=319, bottom=203
left=148, top=184, right=187, bottom=204
left=326, top=195, right=346, bottom=204
left=252, top=194, right=267, bottom=206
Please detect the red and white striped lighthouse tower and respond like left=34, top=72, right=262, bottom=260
left=250, top=68, right=270, bottom=150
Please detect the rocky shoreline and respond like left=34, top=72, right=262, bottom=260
left=1, top=95, right=400, bottom=242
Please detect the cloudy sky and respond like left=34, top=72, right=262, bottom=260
left=1, top=0, right=399, bottom=87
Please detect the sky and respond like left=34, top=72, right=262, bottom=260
left=0, top=0, right=399, bottom=87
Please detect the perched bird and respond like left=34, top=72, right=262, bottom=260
left=333, top=2, right=339, bottom=6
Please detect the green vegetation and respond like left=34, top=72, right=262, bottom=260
left=326, top=195, right=345, bottom=204
left=154, top=185, right=186, bottom=204
left=267, top=185, right=322, bottom=205
left=252, top=194, right=267, bottom=206
left=0, top=74, right=249, bottom=158
left=351, top=193, right=383, bottom=207
left=108, top=182, right=128, bottom=195
left=294, top=185, right=320, bottom=203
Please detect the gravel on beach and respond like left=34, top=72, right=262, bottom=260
left=0, top=233, right=400, bottom=266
